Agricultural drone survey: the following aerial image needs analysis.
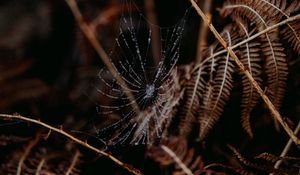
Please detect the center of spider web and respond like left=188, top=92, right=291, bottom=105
left=144, top=84, right=155, bottom=99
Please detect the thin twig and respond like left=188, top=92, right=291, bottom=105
left=192, top=13, right=300, bottom=73
left=35, top=158, right=45, bottom=175
left=189, top=0, right=300, bottom=146
left=0, top=114, right=142, bottom=175
left=161, top=145, right=194, bottom=175
left=272, top=121, right=300, bottom=173
left=196, top=0, right=212, bottom=63
left=66, top=150, right=81, bottom=175
left=65, top=0, right=140, bottom=114
left=17, top=135, right=40, bottom=175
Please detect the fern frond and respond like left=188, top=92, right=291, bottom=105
left=255, top=152, right=300, bottom=162
left=147, top=137, right=215, bottom=175
left=198, top=27, right=237, bottom=140
left=219, top=0, right=291, bottom=131
left=228, top=145, right=274, bottom=172
left=179, top=65, right=206, bottom=138
left=261, top=32, right=288, bottom=111
left=281, top=20, right=300, bottom=54
left=235, top=19, right=262, bottom=137
left=220, top=0, right=289, bottom=109
left=220, top=0, right=294, bottom=25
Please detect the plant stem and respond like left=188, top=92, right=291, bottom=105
left=161, top=145, right=194, bottom=175
left=272, top=121, right=300, bottom=173
left=65, top=0, right=140, bottom=114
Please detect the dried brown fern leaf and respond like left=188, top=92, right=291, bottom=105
left=220, top=0, right=289, bottom=109
left=219, top=0, right=291, bottom=130
left=198, top=26, right=237, bottom=140
left=20, top=148, right=55, bottom=175
left=147, top=137, right=215, bottom=175
left=147, top=136, right=188, bottom=166
left=178, top=65, right=206, bottom=138
left=233, top=19, right=263, bottom=137
left=1, top=135, right=40, bottom=175
left=255, top=152, right=300, bottom=173
left=0, top=114, right=141, bottom=175
left=255, top=153, right=282, bottom=163
left=190, top=0, right=300, bottom=146
left=24, top=149, right=81, bottom=175
left=220, top=0, right=295, bottom=26
left=255, top=152, right=300, bottom=163
left=237, top=21, right=262, bottom=137
left=281, top=20, right=300, bottom=55
left=208, top=150, right=300, bottom=175
left=234, top=152, right=300, bottom=174
left=228, top=145, right=280, bottom=174
left=261, top=32, right=288, bottom=110
left=0, top=134, right=82, bottom=175
left=272, top=0, right=300, bottom=55
left=229, top=146, right=300, bottom=175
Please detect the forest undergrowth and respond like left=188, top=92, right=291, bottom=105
left=0, top=0, right=300, bottom=174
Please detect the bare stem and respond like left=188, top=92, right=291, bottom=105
left=0, top=114, right=142, bottom=175
left=35, top=158, right=45, bottom=175
left=65, top=0, right=140, bottom=114
left=196, top=0, right=212, bottom=63
left=66, top=150, right=81, bottom=175
left=189, top=0, right=300, bottom=146
left=161, top=145, right=194, bottom=175
left=272, top=121, right=300, bottom=172
left=17, top=135, right=40, bottom=175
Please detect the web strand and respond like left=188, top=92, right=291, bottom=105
left=96, top=0, right=188, bottom=146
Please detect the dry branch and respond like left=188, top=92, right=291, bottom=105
left=65, top=0, right=140, bottom=114
left=188, top=0, right=300, bottom=146
left=0, top=114, right=142, bottom=175
left=196, top=0, right=212, bottom=63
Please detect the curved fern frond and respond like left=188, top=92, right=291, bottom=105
left=235, top=19, right=262, bottom=137
left=147, top=137, right=215, bottom=175
left=261, top=32, right=288, bottom=110
left=179, top=66, right=206, bottom=137
left=281, top=20, right=300, bottom=54
left=219, top=0, right=290, bottom=130
left=198, top=26, right=237, bottom=140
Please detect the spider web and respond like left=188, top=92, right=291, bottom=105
left=95, top=0, right=189, bottom=146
